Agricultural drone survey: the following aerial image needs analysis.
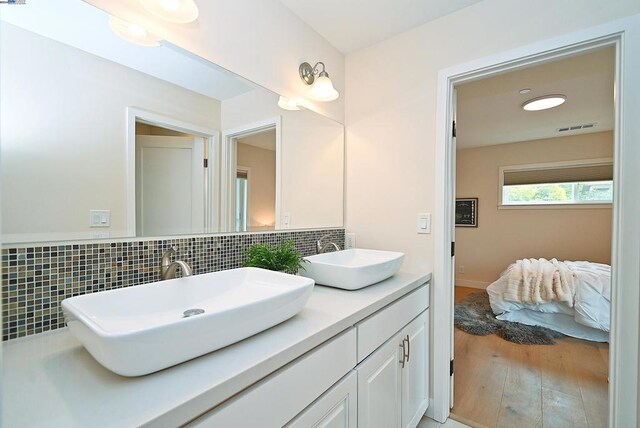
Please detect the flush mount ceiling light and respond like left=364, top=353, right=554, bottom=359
left=299, top=62, right=339, bottom=102
left=108, top=15, right=161, bottom=47
left=278, top=96, right=301, bottom=111
left=522, top=94, right=567, bottom=111
left=139, top=0, right=199, bottom=24
left=518, top=88, right=532, bottom=94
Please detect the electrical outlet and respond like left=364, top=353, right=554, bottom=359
left=345, top=233, right=356, bottom=249
left=457, top=265, right=465, bottom=274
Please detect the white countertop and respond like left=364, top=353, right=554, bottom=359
left=3, top=271, right=430, bottom=427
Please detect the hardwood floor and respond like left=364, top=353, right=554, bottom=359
left=451, top=286, right=609, bottom=428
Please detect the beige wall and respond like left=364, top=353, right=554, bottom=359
left=345, top=0, right=640, bottom=274
left=237, top=142, right=277, bottom=230
left=455, top=132, right=613, bottom=287
left=135, top=123, right=193, bottom=137
left=0, top=24, right=220, bottom=239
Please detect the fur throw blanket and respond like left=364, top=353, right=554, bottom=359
left=503, top=258, right=576, bottom=307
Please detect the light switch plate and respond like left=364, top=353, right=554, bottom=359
left=283, top=212, right=291, bottom=229
left=417, top=213, right=431, bottom=234
left=89, top=210, right=111, bottom=228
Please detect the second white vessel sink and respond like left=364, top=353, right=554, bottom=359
left=302, top=249, right=404, bottom=290
left=62, top=267, right=314, bottom=376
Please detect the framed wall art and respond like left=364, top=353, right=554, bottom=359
left=455, top=198, right=478, bottom=227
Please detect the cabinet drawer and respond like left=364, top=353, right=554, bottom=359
left=357, top=284, right=429, bottom=363
left=188, top=328, right=357, bottom=427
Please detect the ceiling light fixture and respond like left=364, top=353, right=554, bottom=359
left=278, top=96, right=301, bottom=111
left=108, top=15, right=161, bottom=47
left=522, top=94, right=566, bottom=111
left=139, top=0, right=199, bottom=24
left=299, top=62, right=339, bottom=102
left=518, top=88, right=531, bottom=94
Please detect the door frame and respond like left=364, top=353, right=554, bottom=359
left=126, top=107, right=219, bottom=236
left=221, top=117, right=282, bottom=232
left=432, top=15, right=640, bottom=426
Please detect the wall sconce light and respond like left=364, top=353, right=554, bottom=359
left=278, top=96, right=301, bottom=111
left=139, top=0, right=199, bottom=24
left=299, top=62, right=339, bottom=101
left=108, top=15, right=161, bottom=47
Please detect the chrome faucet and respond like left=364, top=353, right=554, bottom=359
left=316, top=234, right=341, bottom=254
left=160, top=247, right=193, bottom=280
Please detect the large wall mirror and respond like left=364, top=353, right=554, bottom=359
left=0, top=1, right=344, bottom=244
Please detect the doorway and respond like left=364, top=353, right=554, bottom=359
left=222, top=117, right=282, bottom=232
left=449, top=46, right=614, bottom=427
left=432, top=18, right=640, bottom=427
left=126, top=107, right=219, bottom=237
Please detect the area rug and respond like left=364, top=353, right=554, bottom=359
left=455, top=292, right=564, bottom=345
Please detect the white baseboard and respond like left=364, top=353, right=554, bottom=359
left=454, top=278, right=491, bottom=289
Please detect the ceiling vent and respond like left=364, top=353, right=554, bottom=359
left=557, top=123, right=597, bottom=133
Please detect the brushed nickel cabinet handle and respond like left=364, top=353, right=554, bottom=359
left=406, top=334, right=410, bottom=363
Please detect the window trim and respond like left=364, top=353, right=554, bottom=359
left=498, top=157, right=614, bottom=208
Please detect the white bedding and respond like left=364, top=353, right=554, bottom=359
left=487, top=261, right=610, bottom=341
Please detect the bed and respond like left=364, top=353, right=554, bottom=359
left=486, top=259, right=610, bottom=342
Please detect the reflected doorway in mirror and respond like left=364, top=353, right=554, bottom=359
left=127, top=107, right=220, bottom=237
left=222, top=118, right=282, bottom=233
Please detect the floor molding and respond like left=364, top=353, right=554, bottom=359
left=449, top=413, right=487, bottom=428
left=454, top=279, right=490, bottom=289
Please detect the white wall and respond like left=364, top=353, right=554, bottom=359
left=84, top=0, right=345, bottom=123
left=345, top=0, right=640, bottom=273
left=0, top=24, right=220, bottom=239
left=345, top=0, right=640, bottom=424
left=222, top=90, right=344, bottom=230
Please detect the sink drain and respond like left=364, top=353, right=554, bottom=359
left=183, top=308, right=205, bottom=318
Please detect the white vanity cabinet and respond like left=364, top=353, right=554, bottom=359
left=356, top=310, right=429, bottom=428
left=401, top=311, right=429, bottom=428
left=186, top=282, right=430, bottom=428
left=356, top=333, right=403, bottom=427
left=187, top=329, right=357, bottom=428
left=286, top=371, right=358, bottom=428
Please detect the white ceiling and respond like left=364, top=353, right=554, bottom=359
left=456, top=46, right=615, bottom=149
left=278, top=0, right=484, bottom=53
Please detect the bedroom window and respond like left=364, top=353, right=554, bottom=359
left=500, top=158, right=613, bottom=207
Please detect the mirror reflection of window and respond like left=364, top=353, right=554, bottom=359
left=235, top=170, right=249, bottom=232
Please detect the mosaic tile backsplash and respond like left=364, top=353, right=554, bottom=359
left=2, top=229, right=344, bottom=341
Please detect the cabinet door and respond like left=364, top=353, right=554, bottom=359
left=401, top=310, right=429, bottom=428
left=357, top=333, right=402, bottom=428
left=286, top=371, right=357, bottom=428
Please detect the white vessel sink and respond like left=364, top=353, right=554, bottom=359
left=301, top=249, right=404, bottom=290
left=61, top=267, right=314, bottom=376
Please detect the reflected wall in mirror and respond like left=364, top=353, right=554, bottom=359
left=234, top=128, right=277, bottom=232
left=0, top=1, right=344, bottom=244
